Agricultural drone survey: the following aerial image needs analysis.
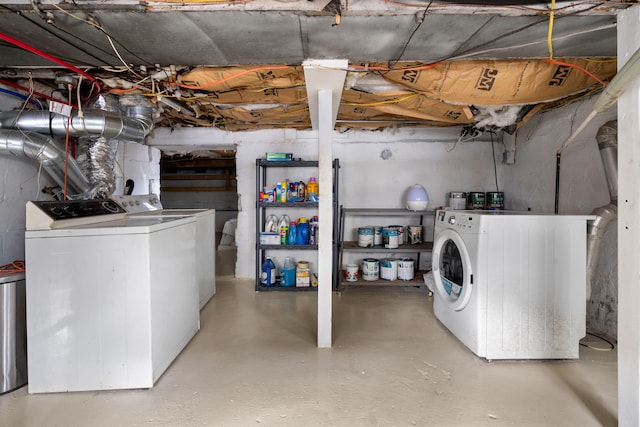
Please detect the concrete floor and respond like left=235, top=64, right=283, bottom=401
left=1, top=274, right=617, bottom=426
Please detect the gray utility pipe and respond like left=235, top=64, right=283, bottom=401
left=586, top=120, right=618, bottom=300
left=555, top=45, right=640, bottom=214
left=0, top=129, right=93, bottom=198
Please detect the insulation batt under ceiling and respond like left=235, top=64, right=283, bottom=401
left=0, top=58, right=617, bottom=132
left=0, top=0, right=623, bottom=133
left=164, top=58, right=617, bottom=131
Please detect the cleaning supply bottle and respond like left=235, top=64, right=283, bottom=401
left=264, top=214, right=278, bottom=232
left=307, top=177, right=319, bottom=200
left=288, top=221, right=297, bottom=245
left=309, top=215, right=318, bottom=245
left=296, top=217, right=309, bottom=245
left=280, top=256, right=296, bottom=287
left=278, top=214, right=290, bottom=244
left=296, top=181, right=306, bottom=201
left=260, top=257, right=276, bottom=286
left=280, top=223, right=288, bottom=245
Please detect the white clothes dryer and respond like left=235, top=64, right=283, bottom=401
left=25, top=200, right=200, bottom=392
left=431, top=210, right=592, bottom=360
left=111, top=194, right=216, bottom=308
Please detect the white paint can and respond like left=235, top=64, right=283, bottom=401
left=357, top=227, right=374, bottom=248
left=408, top=225, right=422, bottom=245
left=380, top=259, right=398, bottom=281
left=361, top=258, right=379, bottom=281
left=448, top=192, right=467, bottom=210
left=382, top=228, right=399, bottom=249
left=397, top=258, right=415, bottom=281
left=345, top=264, right=358, bottom=282
left=390, top=225, right=405, bottom=245
left=373, top=226, right=383, bottom=246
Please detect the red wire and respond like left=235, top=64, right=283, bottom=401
left=0, top=260, right=25, bottom=274
left=0, top=78, right=61, bottom=104
left=543, top=58, right=609, bottom=86
left=64, top=115, right=71, bottom=200
left=0, top=31, right=100, bottom=94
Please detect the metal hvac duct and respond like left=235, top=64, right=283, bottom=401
left=586, top=120, right=618, bottom=300
left=0, top=129, right=93, bottom=199
left=0, top=102, right=154, bottom=199
left=74, top=96, right=144, bottom=199
left=0, top=109, right=152, bottom=143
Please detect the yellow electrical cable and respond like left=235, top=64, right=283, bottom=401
left=343, top=93, right=420, bottom=107
left=177, top=65, right=294, bottom=90
left=583, top=58, right=617, bottom=63
left=547, top=0, right=556, bottom=60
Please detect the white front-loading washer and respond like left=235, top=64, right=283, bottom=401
left=432, top=210, right=593, bottom=360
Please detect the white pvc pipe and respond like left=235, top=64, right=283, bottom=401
left=557, top=45, right=640, bottom=155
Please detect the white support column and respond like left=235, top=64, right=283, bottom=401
left=303, top=59, right=347, bottom=348
left=317, top=89, right=334, bottom=348
left=618, top=6, right=640, bottom=427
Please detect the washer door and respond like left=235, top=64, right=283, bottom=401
left=432, top=228, right=473, bottom=311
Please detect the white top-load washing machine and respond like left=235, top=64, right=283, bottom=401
left=111, top=194, right=216, bottom=309
left=431, top=210, right=593, bottom=360
left=25, top=199, right=200, bottom=393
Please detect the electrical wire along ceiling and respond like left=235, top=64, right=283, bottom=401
left=0, top=0, right=627, bottom=133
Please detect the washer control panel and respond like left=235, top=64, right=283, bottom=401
left=30, top=200, right=125, bottom=220
left=110, top=194, right=162, bottom=213
left=437, top=210, right=479, bottom=232
left=26, top=199, right=127, bottom=230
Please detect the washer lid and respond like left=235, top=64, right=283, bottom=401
left=0, top=271, right=25, bottom=284
left=432, top=228, right=473, bottom=311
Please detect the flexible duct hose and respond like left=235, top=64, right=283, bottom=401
left=0, top=129, right=94, bottom=199
left=0, top=105, right=153, bottom=199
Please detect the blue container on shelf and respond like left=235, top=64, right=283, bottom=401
left=280, top=257, right=296, bottom=287
left=288, top=221, right=297, bottom=245
left=296, top=219, right=309, bottom=245
left=260, top=257, right=276, bottom=286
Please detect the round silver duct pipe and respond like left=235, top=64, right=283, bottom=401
left=0, top=109, right=152, bottom=143
left=0, top=101, right=154, bottom=199
left=595, top=120, right=618, bottom=202
left=0, top=129, right=94, bottom=199
left=586, top=120, right=618, bottom=300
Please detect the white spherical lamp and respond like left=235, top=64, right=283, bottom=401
left=406, top=184, right=429, bottom=211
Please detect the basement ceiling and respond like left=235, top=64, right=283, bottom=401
left=0, top=0, right=627, bottom=133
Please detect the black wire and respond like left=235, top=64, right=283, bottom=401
left=384, top=2, right=607, bottom=72
left=389, top=0, right=433, bottom=69
left=69, top=0, right=152, bottom=66
left=580, top=331, right=615, bottom=351
left=490, top=131, right=499, bottom=192
left=451, top=2, right=606, bottom=61
left=0, top=3, right=151, bottom=68
left=0, top=4, right=109, bottom=66
left=451, top=17, right=549, bottom=60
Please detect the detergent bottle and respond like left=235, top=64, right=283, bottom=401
left=288, top=221, right=297, bottom=245
left=296, top=217, right=309, bottom=245
left=260, top=257, right=276, bottom=286
left=307, top=177, right=319, bottom=200
left=264, top=214, right=278, bottom=233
